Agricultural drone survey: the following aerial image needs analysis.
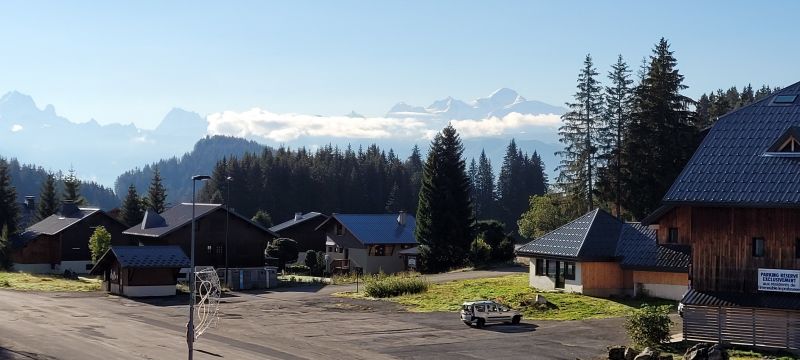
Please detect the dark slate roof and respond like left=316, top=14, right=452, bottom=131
left=515, top=209, right=621, bottom=260
left=320, top=214, right=417, bottom=245
left=681, top=289, right=800, bottom=311
left=90, top=245, right=190, bottom=275
left=269, top=212, right=326, bottom=233
left=13, top=207, right=101, bottom=247
left=616, top=223, right=690, bottom=272
left=123, top=203, right=278, bottom=238
left=663, top=82, right=800, bottom=207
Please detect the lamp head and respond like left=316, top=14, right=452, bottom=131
left=192, top=175, right=211, bottom=181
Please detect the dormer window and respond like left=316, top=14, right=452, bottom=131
left=765, top=126, right=800, bottom=156
left=778, top=137, right=800, bottom=152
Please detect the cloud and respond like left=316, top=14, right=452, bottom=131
left=10, top=124, right=23, bottom=132
left=206, top=108, right=561, bottom=142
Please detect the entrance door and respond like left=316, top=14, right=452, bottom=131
left=554, top=261, right=565, bottom=289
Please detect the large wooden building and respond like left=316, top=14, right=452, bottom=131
left=643, top=85, right=800, bottom=350
left=11, top=202, right=127, bottom=274
left=269, top=212, right=328, bottom=264
left=123, top=203, right=278, bottom=268
left=516, top=209, right=690, bottom=300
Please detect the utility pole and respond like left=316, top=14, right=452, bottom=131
left=224, top=176, right=232, bottom=288
left=188, top=175, right=210, bottom=360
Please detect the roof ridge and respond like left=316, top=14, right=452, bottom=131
left=575, top=208, right=601, bottom=256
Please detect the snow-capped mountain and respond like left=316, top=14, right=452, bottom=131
left=386, top=88, right=566, bottom=120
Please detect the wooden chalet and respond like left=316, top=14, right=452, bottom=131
left=516, top=209, right=690, bottom=300
left=643, top=85, right=800, bottom=350
left=269, top=212, right=328, bottom=264
left=90, top=245, right=190, bottom=297
left=123, top=203, right=278, bottom=269
left=11, top=201, right=127, bottom=274
left=316, top=212, right=416, bottom=274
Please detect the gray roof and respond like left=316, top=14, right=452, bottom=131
left=90, top=245, right=190, bottom=274
left=516, top=209, right=621, bottom=260
left=681, top=289, right=800, bottom=311
left=616, top=223, right=690, bottom=272
left=124, top=203, right=278, bottom=238
left=319, top=213, right=417, bottom=245
left=25, top=208, right=100, bottom=236
left=663, top=82, right=800, bottom=207
left=269, top=212, right=326, bottom=233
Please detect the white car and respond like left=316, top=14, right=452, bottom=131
left=460, top=300, right=522, bottom=328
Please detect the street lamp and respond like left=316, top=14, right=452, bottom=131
left=188, top=174, right=210, bottom=360
left=224, top=176, right=233, bottom=288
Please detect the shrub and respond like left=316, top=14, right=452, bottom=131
left=469, top=236, right=492, bottom=266
left=364, top=273, right=428, bottom=298
left=285, top=264, right=310, bottom=275
left=265, top=238, right=299, bottom=270
left=625, top=304, right=674, bottom=348
left=88, top=226, right=112, bottom=263
left=304, top=250, right=320, bottom=274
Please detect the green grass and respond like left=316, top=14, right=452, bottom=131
left=342, top=274, right=675, bottom=321
left=363, top=273, right=428, bottom=298
left=0, top=272, right=101, bottom=292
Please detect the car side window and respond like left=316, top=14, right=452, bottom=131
left=475, top=305, right=485, bottom=312
left=489, top=305, right=497, bottom=312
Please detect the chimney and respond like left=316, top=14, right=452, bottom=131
left=24, top=196, right=35, bottom=210
left=294, top=212, right=303, bottom=221
left=397, top=210, right=406, bottom=226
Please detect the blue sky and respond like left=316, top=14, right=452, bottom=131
left=1, top=1, right=798, bottom=129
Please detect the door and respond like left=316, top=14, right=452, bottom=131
left=554, top=261, right=565, bottom=289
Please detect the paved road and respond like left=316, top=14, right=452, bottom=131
left=0, top=269, right=633, bottom=360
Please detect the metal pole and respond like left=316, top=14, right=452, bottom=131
left=188, top=179, right=196, bottom=360
left=225, top=177, right=231, bottom=288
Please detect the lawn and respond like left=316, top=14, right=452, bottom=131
left=0, top=272, right=101, bottom=292
left=341, top=273, right=675, bottom=321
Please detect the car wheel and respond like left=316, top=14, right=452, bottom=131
left=463, top=321, right=472, bottom=327
left=476, top=318, right=485, bottom=328
left=511, top=315, right=521, bottom=325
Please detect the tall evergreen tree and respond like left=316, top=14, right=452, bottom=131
left=145, top=167, right=168, bottom=213
left=415, top=125, right=474, bottom=273
left=0, top=159, right=20, bottom=235
left=475, top=150, right=495, bottom=220
left=468, top=158, right=478, bottom=217
left=121, top=184, right=144, bottom=226
left=36, top=173, right=59, bottom=221
left=556, top=54, right=604, bottom=212
left=622, top=38, right=696, bottom=219
left=597, top=55, right=633, bottom=218
left=62, top=168, right=85, bottom=205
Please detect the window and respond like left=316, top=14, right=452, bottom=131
left=547, top=260, right=557, bottom=277
left=327, top=246, right=333, bottom=253
left=773, top=95, right=797, bottom=104
left=778, top=137, right=800, bottom=152
left=752, top=237, right=765, bottom=257
left=565, top=262, right=576, bottom=280
left=668, top=228, right=679, bottom=244
left=371, top=245, right=386, bottom=256
left=215, top=244, right=224, bottom=255
left=535, top=258, right=545, bottom=275
left=335, top=223, right=344, bottom=236
left=206, top=245, right=212, bottom=254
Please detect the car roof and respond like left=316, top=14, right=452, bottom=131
left=462, top=300, right=496, bottom=305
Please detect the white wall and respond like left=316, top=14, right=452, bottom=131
left=123, top=285, right=177, bottom=297
left=636, top=283, right=687, bottom=301
left=59, top=261, right=93, bottom=274
left=528, top=258, right=583, bottom=293
left=11, top=263, right=53, bottom=274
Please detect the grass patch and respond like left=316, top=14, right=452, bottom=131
left=0, top=272, right=101, bottom=292
left=344, top=273, right=675, bottom=320
left=363, top=273, right=428, bottom=298
left=278, top=274, right=330, bottom=285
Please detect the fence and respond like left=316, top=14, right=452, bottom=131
left=683, top=305, right=800, bottom=350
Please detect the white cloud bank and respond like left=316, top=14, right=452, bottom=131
left=207, top=108, right=561, bottom=142
left=10, top=124, right=23, bottom=132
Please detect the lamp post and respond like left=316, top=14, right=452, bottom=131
left=188, top=174, right=210, bottom=360
left=224, top=176, right=232, bottom=288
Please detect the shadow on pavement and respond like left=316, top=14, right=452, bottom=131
left=476, top=323, right=538, bottom=333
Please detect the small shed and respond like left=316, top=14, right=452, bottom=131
left=90, top=246, right=190, bottom=297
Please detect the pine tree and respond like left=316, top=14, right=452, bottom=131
left=556, top=54, right=604, bottom=212
left=0, top=159, right=19, bottom=235
left=468, top=158, right=478, bottom=217
left=145, top=167, right=167, bottom=213
left=597, top=55, right=633, bottom=218
left=475, top=150, right=495, bottom=220
left=415, top=125, right=474, bottom=273
left=62, top=168, right=85, bottom=205
left=622, top=38, right=696, bottom=219
left=36, top=173, right=59, bottom=221
left=121, top=184, right=144, bottom=226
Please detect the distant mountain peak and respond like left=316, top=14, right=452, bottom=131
left=386, top=88, right=565, bottom=120
left=345, top=110, right=365, bottom=118
left=0, top=91, right=37, bottom=110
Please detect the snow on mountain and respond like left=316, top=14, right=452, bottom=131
left=386, top=88, right=566, bottom=120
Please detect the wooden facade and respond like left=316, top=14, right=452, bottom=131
left=128, top=209, right=270, bottom=268
left=657, top=206, right=800, bottom=293
left=581, top=261, right=624, bottom=292
left=272, top=216, right=327, bottom=252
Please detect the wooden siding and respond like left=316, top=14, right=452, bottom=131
left=581, top=262, right=623, bottom=290
left=11, top=234, right=59, bottom=264
left=273, top=217, right=327, bottom=252
left=665, top=207, right=800, bottom=293
left=656, top=206, right=692, bottom=245
left=632, top=271, right=688, bottom=286
left=123, top=268, right=179, bottom=286
left=683, top=305, right=800, bottom=350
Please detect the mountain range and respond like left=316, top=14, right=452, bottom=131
left=1, top=89, right=565, bottom=200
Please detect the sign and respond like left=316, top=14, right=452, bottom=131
left=407, top=257, right=417, bottom=268
left=758, top=268, right=800, bottom=293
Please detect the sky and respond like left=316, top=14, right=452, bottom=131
left=1, top=0, right=799, bottom=129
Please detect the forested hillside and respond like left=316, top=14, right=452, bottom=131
left=114, top=135, right=264, bottom=204
left=4, top=158, right=119, bottom=210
